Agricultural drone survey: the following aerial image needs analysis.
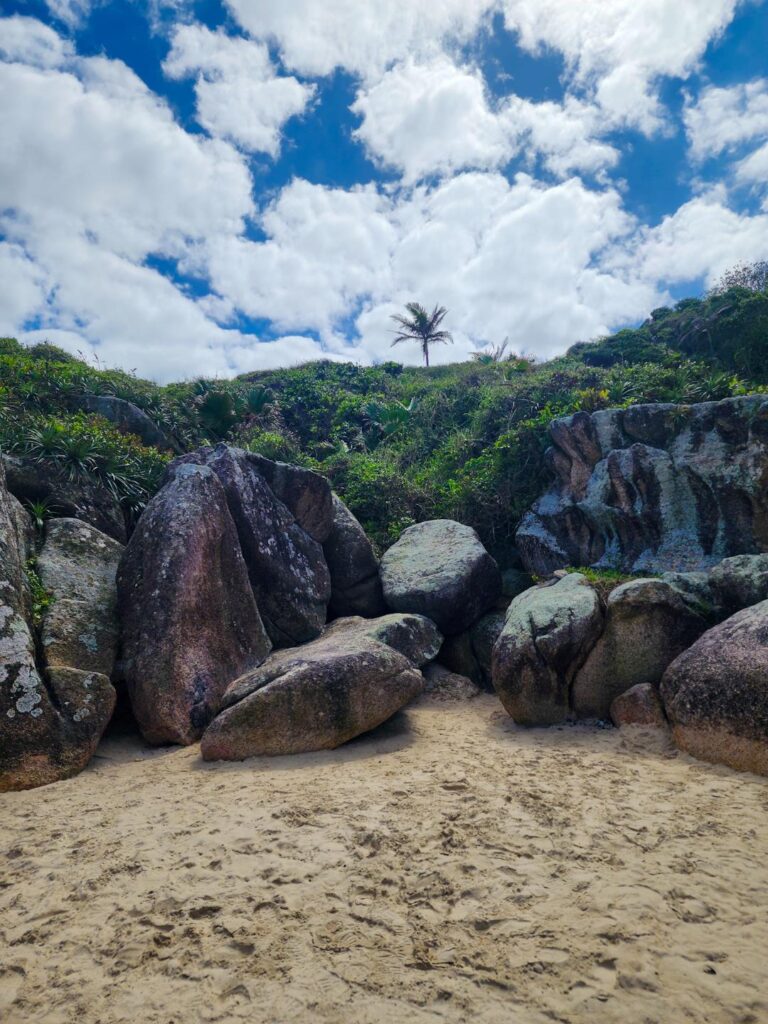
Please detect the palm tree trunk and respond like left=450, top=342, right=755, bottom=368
left=424, top=342, right=429, bottom=368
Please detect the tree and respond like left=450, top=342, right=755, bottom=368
left=390, top=302, right=453, bottom=368
left=710, top=260, right=768, bottom=295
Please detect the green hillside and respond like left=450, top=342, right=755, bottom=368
left=2, top=280, right=767, bottom=560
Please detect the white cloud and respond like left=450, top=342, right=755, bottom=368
left=224, top=0, right=495, bottom=78
left=736, top=142, right=768, bottom=200
left=351, top=56, right=619, bottom=184
left=613, top=188, right=768, bottom=287
left=163, top=24, right=314, bottom=155
left=502, top=0, right=741, bottom=131
left=44, top=1, right=92, bottom=30
left=0, top=14, right=72, bottom=67
left=685, top=79, right=768, bottom=161
left=0, top=243, right=48, bottom=335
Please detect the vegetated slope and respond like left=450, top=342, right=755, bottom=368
left=2, top=283, right=767, bottom=560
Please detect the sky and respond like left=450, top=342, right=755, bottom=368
left=1, top=1, right=767, bottom=382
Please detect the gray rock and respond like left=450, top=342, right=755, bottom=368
left=436, top=631, right=484, bottom=686
left=117, top=462, right=271, bottom=745
left=201, top=630, right=423, bottom=760
left=171, top=446, right=331, bottom=647
left=323, top=494, right=386, bottom=618
left=0, top=465, right=115, bottom=791
left=661, top=601, right=768, bottom=776
left=324, top=613, right=442, bottom=667
left=37, top=519, right=123, bottom=677
left=517, top=396, right=768, bottom=576
left=610, top=683, right=668, bottom=729
left=709, top=554, right=768, bottom=614
left=572, top=578, right=708, bottom=720
left=501, top=568, right=534, bottom=601
left=422, top=663, right=482, bottom=701
left=72, top=394, right=180, bottom=452
left=2, top=454, right=127, bottom=543
left=492, top=574, right=603, bottom=726
left=380, top=519, right=501, bottom=635
left=470, top=611, right=507, bottom=682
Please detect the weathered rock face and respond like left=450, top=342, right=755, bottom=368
left=248, top=455, right=334, bottom=543
left=2, top=454, right=127, bottom=543
left=610, top=683, right=668, bottom=730
left=117, top=463, right=271, bottom=746
left=517, top=396, right=768, bottom=576
left=323, top=494, right=386, bottom=619
left=71, top=394, right=180, bottom=452
left=172, top=446, right=331, bottom=647
left=660, top=602, right=768, bottom=776
left=470, top=611, right=507, bottom=683
left=708, top=554, right=768, bottom=615
left=324, top=614, right=442, bottom=667
left=571, top=579, right=708, bottom=720
left=380, top=519, right=501, bottom=635
left=201, top=629, right=423, bottom=760
left=0, top=469, right=116, bottom=791
left=37, top=519, right=123, bottom=676
left=422, top=663, right=482, bottom=701
left=492, top=574, right=603, bottom=727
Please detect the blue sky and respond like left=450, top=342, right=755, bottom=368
left=1, top=1, right=767, bottom=381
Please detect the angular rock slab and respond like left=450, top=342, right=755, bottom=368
left=661, top=602, right=768, bottom=776
left=323, top=494, right=386, bottom=619
left=492, top=574, right=603, bottom=727
left=201, top=630, right=424, bottom=760
left=708, top=554, right=768, bottom=615
left=572, top=578, right=708, bottom=720
left=173, top=446, right=331, bottom=647
left=517, top=395, right=768, bottom=576
left=37, top=518, right=123, bottom=676
left=380, top=519, right=501, bottom=635
left=610, top=683, right=668, bottom=729
left=324, top=613, right=442, bottom=667
left=1, top=468, right=115, bottom=791
left=117, top=463, right=271, bottom=746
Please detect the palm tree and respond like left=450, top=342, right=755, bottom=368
left=390, top=302, right=453, bottom=368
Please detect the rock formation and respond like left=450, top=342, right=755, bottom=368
left=380, top=519, right=501, bottom=635
left=610, top=683, right=668, bottom=730
left=517, top=396, right=768, bottom=576
left=117, top=462, right=271, bottom=745
left=323, top=494, right=386, bottom=618
left=661, top=602, right=768, bottom=776
left=201, top=620, right=424, bottom=760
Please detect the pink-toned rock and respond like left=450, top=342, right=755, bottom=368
left=117, top=463, right=271, bottom=746
left=610, top=684, right=667, bottom=729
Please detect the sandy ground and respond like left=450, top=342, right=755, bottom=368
left=1, top=693, right=768, bottom=1024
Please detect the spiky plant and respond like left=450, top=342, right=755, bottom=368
left=390, top=303, right=453, bottom=368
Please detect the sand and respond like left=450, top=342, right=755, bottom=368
left=1, top=693, right=767, bottom=1024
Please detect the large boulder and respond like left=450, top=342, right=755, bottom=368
left=660, top=602, right=768, bottom=776
left=323, top=494, right=386, bottom=618
left=422, top=663, right=482, bottom=701
left=572, top=578, right=708, bottom=720
left=0, top=467, right=115, bottom=791
left=201, top=630, right=423, bottom=760
left=117, top=462, right=271, bottom=745
left=436, top=632, right=484, bottom=687
left=492, top=574, right=603, bottom=726
left=36, top=519, right=123, bottom=676
left=324, top=613, right=442, bottom=667
left=380, top=519, right=501, bottom=635
left=248, top=455, right=334, bottom=543
left=470, top=611, right=507, bottom=683
left=172, top=446, right=331, bottom=646
left=2, top=454, right=127, bottom=543
left=71, top=394, right=180, bottom=452
left=517, top=396, right=768, bottom=576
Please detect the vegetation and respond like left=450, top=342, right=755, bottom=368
left=24, top=559, right=54, bottom=628
left=1, top=269, right=766, bottom=561
left=390, top=303, right=453, bottom=367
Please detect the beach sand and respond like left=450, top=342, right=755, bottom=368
left=1, top=693, right=767, bottom=1024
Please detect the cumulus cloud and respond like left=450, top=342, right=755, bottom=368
left=44, top=1, right=92, bottom=29
left=224, top=0, right=495, bottom=78
left=0, top=14, right=72, bottom=66
left=163, top=23, right=314, bottom=155
left=685, top=79, right=768, bottom=161
left=0, top=243, right=49, bottom=335
left=351, top=56, right=619, bottom=184
left=501, top=0, right=740, bottom=131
